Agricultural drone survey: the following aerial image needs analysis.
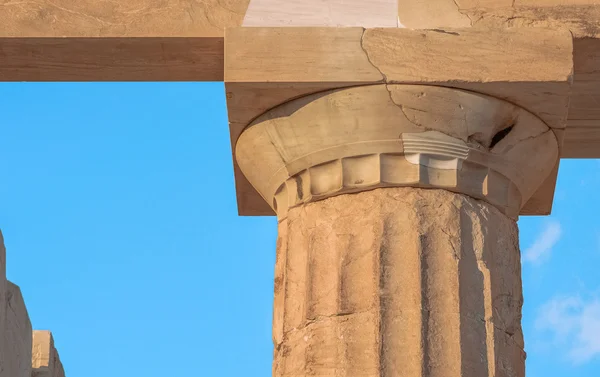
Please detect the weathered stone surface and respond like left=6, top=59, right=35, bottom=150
left=0, top=0, right=250, bottom=37
left=3, top=283, right=33, bottom=377
left=361, top=27, right=572, bottom=130
left=0, top=232, right=33, bottom=377
left=0, top=232, right=64, bottom=377
left=393, top=1, right=600, bottom=158
left=0, top=0, right=250, bottom=82
left=398, top=0, right=473, bottom=28
left=226, top=27, right=572, bottom=217
left=226, top=27, right=572, bottom=130
left=236, top=84, right=559, bottom=220
left=273, top=187, right=525, bottom=377
left=243, top=0, right=398, bottom=27
left=32, top=331, right=65, bottom=377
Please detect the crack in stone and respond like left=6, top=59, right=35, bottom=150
left=429, top=28, right=460, bottom=36
left=44, top=0, right=125, bottom=26
left=186, top=7, right=195, bottom=23
left=451, top=0, right=474, bottom=26
left=397, top=101, right=432, bottom=131
left=451, top=0, right=461, bottom=11
left=357, top=26, right=550, bottom=158
left=440, top=227, right=460, bottom=260
left=491, top=128, right=555, bottom=154
left=359, top=28, right=387, bottom=83
left=280, top=308, right=375, bottom=340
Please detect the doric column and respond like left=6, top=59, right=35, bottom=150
left=235, top=84, right=559, bottom=376
left=273, top=187, right=521, bottom=377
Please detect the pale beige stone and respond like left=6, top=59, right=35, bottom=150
left=360, top=28, right=573, bottom=130
left=1, top=0, right=600, bottom=152
left=224, top=27, right=383, bottom=126
left=455, top=0, right=514, bottom=8
left=398, top=1, right=600, bottom=159
left=225, top=27, right=572, bottom=216
left=243, top=0, right=398, bottom=27
left=225, top=27, right=572, bottom=130
left=0, top=0, right=250, bottom=37
left=454, top=3, right=600, bottom=158
left=519, top=160, right=561, bottom=215
left=0, top=0, right=250, bottom=82
left=32, top=331, right=65, bottom=377
left=236, top=85, right=559, bottom=220
left=398, top=0, right=472, bottom=28
left=274, top=187, right=525, bottom=377
left=518, top=0, right=600, bottom=8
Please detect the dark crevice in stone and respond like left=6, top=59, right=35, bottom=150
left=490, top=125, right=514, bottom=148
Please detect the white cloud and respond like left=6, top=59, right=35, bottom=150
left=522, top=221, right=562, bottom=264
left=535, top=295, right=600, bottom=364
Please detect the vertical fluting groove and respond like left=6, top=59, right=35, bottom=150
left=280, top=215, right=310, bottom=375
left=338, top=232, right=351, bottom=377
left=337, top=214, right=379, bottom=376
left=480, top=225, right=497, bottom=377
left=273, top=222, right=288, bottom=377
left=305, top=220, right=342, bottom=375
left=274, top=188, right=523, bottom=377
left=458, top=204, right=489, bottom=377
left=419, top=232, right=431, bottom=377
left=377, top=215, right=388, bottom=377
left=378, top=204, right=423, bottom=377
left=421, top=199, right=463, bottom=377
left=304, top=227, right=314, bottom=375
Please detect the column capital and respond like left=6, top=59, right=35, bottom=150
left=236, top=85, right=559, bottom=219
left=225, top=26, right=573, bottom=216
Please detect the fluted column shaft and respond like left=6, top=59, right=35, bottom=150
left=234, top=84, right=558, bottom=377
left=273, top=187, right=524, bottom=377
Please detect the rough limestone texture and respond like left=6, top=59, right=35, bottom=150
left=3, top=282, right=33, bottom=377
left=0, top=232, right=64, bottom=377
left=0, top=231, right=33, bottom=377
left=32, top=331, right=65, bottom=377
left=273, top=187, right=525, bottom=377
left=226, top=27, right=571, bottom=217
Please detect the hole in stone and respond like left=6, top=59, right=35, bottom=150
left=490, top=125, right=514, bottom=148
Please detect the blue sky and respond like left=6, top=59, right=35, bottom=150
left=0, top=83, right=598, bottom=376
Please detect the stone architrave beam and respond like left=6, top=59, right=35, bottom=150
left=0, top=0, right=251, bottom=81
left=1, top=1, right=600, bottom=156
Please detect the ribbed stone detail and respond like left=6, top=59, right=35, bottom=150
left=237, top=85, right=558, bottom=220
left=274, top=152, right=521, bottom=221
left=273, top=187, right=525, bottom=377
